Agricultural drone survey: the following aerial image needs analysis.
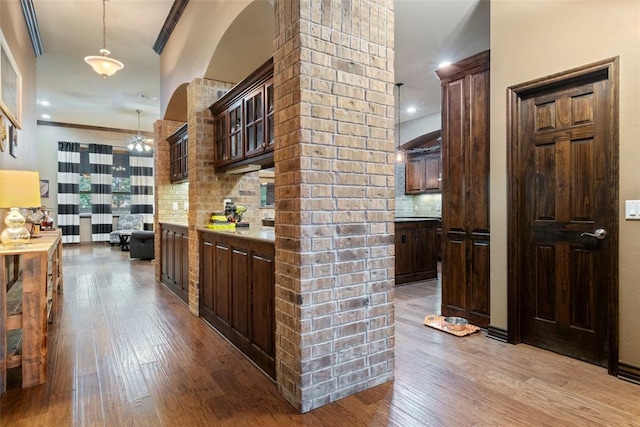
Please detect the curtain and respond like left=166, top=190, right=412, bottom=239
left=89, top=144, right=113, bottom=242
left=57, top=141, right=80, bottom=244
left=130, top=151, right=154, bottom=230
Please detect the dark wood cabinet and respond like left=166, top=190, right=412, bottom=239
left=210, top=59, right=274, bottom=172
left=436, top=50, right=490, bottom=328
left=199, top=230, right=275, bottom=378
left=160, top=223, right=189, bottom=304
left=168, top=124, right=188, bottom=183
left=395, top=220, right=439, bottom=285
left=406, top=152, right=441, bottom=194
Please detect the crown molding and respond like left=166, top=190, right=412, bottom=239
left=20, top=0, right=43, bottom=56
left=153, top=0, right=189, bottom=55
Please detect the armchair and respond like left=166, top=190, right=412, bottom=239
left=109, top=214, right=144, bottom=247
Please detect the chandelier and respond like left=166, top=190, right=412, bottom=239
left=128, top=110, right=152, bottom=152
left=84, top=0, right=124, bottom=78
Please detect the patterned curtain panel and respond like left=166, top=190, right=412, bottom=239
left=130, top=152, right=154, bottom=230
left=57, top=141, right=81, bottom=244
left=89, top=144, right=113, bottom=242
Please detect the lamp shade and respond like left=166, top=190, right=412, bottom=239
left=84, top=49, right=124, bottom=78
left=0, top=170, right=42, bottom=208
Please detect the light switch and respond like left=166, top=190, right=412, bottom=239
left=184, top=201, right=189, bottom=211
left=625, top=200, right=640, bottom=219
left=172, top=202, right=178, bottom=211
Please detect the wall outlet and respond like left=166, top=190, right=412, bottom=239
left=172, top=202, right=178, bottom=211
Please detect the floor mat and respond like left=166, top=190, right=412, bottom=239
left=423, top=314, right=481, bottom=337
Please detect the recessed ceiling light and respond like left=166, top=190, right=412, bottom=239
left=407, top=107, right=417, bottom=114
left=41, top=114, right=51, bottom=119
left=438, top=61, right=452, bottom=68
left=39, top=100, right=50, bottom=106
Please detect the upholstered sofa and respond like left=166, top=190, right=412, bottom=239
left=109, top=214, right=144, bottom=245
left=130, top=230, right=155, bottom=260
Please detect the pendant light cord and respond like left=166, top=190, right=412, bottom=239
left=102, top=0, right=106, bottom=50
left=396, top=83, right=403, bottom=149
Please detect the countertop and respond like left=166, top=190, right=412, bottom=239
left=198, top=226, right=275, bottom=243
left=395, top=217, right=441, bottom=223
left=159, top=221, right=189, bottom=227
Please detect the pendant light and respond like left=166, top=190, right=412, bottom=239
left=84, top=0, right=124, bottom=78
left=395, top=83, right=405, bottom=163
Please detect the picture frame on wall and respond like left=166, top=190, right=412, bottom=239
left=0, top=28, right=22, bottom=129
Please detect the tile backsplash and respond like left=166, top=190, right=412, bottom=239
left=395, top=162, right=442, bottom=217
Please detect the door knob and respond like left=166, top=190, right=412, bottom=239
left=580, top=228, right=607, bottom=240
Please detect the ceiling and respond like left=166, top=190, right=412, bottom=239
left=32, top=0, right=489, bottom=137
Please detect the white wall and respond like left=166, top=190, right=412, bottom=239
left=397, top=112, right=441, bottom=146
left=0, top=4, right=37, bottom=172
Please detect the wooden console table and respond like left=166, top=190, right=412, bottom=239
left=0, top=229, right=63, bottom=393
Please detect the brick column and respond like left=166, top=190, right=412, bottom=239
left=186, top=78, right=246, bottom=315
left=273, top=0, right=396, bottom=412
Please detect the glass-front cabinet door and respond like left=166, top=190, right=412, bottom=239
left=214, top=112, right=228, bottom=164
left=244, top=88, right=264, bottom=158
left=228, top=100, right=243, bottom=161
left=265, top=79, right=275, bottom=151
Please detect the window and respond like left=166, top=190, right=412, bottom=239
left=79, top=149, right=131, bottom=215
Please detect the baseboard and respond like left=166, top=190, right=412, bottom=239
left=486, top=325, right=508, bottom=342
left=618, top=362, right=640, bottom=385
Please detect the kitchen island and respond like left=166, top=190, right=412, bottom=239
left=395, top=217, right=440, bottom=284
left=198, top=227, right=275, bottom=378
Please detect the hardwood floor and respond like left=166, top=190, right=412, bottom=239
left=2, top=245, right=639, bottom=426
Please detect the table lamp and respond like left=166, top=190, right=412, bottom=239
left=0, top=170, right=42, bottom=246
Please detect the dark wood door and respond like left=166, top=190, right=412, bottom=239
left=509, top=59, right=618, bottom=369
left=437, top=50, right=490, bottom=328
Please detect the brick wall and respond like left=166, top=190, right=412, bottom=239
left=154, top=118, right=186, bottom=282
left=273, top=0, right=395, bottom=412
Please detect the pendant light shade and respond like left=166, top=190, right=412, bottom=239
left=84, top=0, right=123, bottom=78
left=395, top=83, right=405, bottom=164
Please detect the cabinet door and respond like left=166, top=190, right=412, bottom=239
left=214, top=242, right=231, bottom=325
left=174, top=231, right=182, bottom=286
left=166, top=230, right=176, bottom=282
left=231, top=247, right=250, bottom=338
left=424, top=154, right=441, bottom=191
left=244, top=88, right=264, bottom=158
left=181, top=233, right=189, bottom=295
left=405, top=156, right=425, bottom=194
left=413, top=224, right=436, bottom=275
left=394, top=224, right=413, bottom=277
left=200, top=239, right=214, bottom=315
left=180, top=135, right=188, bottom=179
left=214, top=113, right=228, bottom=164
left=228, top=100, right=243, bottom=161
left=265, top=79, right=275, bottom=151
left=161, top=227, right=170, bottom=282
left=251, top=249, right=275, bottom=356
